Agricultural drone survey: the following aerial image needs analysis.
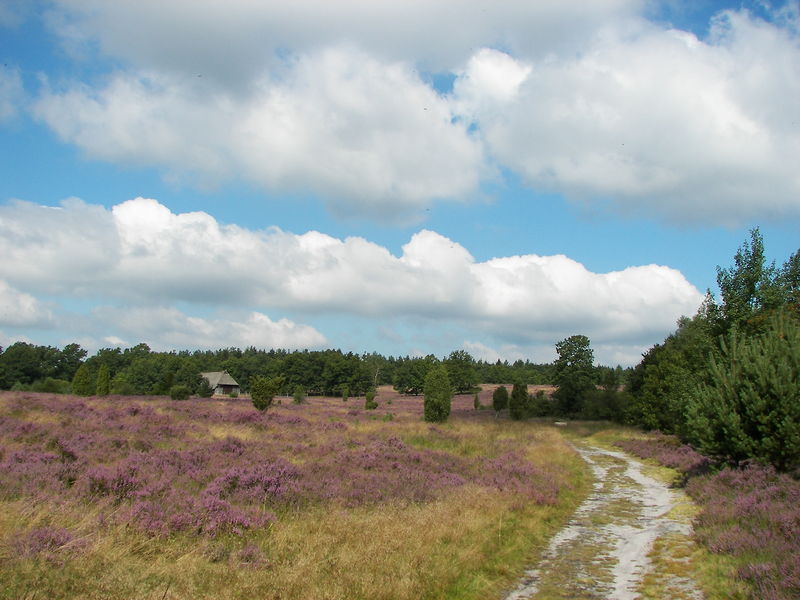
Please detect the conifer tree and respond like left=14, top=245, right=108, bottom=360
left=509, top=382, right=527, bottom=420
left=423, top=365, right=452, bottom=422
left=492, top=385, right=509, bottom=416
left=95, top=364, right=110, bottom=396
left=71, top=363, right=94, bottom=396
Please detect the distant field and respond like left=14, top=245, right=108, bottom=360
left=0, top=387, right=587, bottom=600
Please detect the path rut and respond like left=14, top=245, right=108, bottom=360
left=504, top=442, right=702, bottom=600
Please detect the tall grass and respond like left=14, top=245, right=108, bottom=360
left=0, top=389, right=587, bottom=599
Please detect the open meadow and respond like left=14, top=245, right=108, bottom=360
left=0, top=387, right=588, bottom=600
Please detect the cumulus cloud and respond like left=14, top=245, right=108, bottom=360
left=0, top=280, right=54, bottom=327
left=0, top=197, right=703, bottom=349
left=30, top=2, right=800, bottom=224
left=45, top=0, right=638, bottom=79
left=453, top=12, right=800, bottom=224
left=91, top=306, right=327, bottom=351
left=34, top=46, right=483, bottom=221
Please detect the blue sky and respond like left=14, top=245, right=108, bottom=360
left=0, top=0, right=798, bottom=367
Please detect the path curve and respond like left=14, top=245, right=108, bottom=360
left=504, top=441, right=702, bottom=600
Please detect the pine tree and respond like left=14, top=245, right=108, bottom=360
left=95, top=364, right=110, bottom=396
left=423, top=365, right=452, bottom=423
left=509, top=382, right=527, bottom=420
left=686, top=311, right=800, bottom=471
left=492, top=385, right=509, bottom=415
left=71, top=363, right=94, bottom=396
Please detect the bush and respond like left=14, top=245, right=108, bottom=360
left=473, top=392, right=480, bottom=410
left=31, top=378, right=72, bottom=394
left=364, top=389, right=378, bottom=410
left=71, top=364, right=94, bottom=396
left=251, top=376, right=282, bottom=411
left=95, top=365, right=110, bottom=396
left=341, top=384, right=349, bottom=402
left=169, top=385, right=191, bottom=401
left=197, top=378, right=214, bottom=398
left=686, top=312, right=800, bottom=471
left=423, top=366, right=451, bottom=423
left=509, top=382, right=527, bottom=421
left=292, top=385, right=305, bottom=405
left=492, top=386, right=508, bottom=415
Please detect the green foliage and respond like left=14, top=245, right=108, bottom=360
left=491, top=385, right=508, bottom=414
left=473, top=392, right=480, bottom=410
left=197, top=378, right=214, bottom=398
left=169, top=384, right=191, bottom=401
left=628, top=311, right=715, bottom=433
left=509, top=382, right=527, bottom=420
left=250, top=375, right=284, bottom=411
left=340, top=384, right=349, bottom=402
left=445, top=350, right=478, bottom=394
left=0, top=342, right=86, bottom=389
left=292, top=385, right=305, bottom=405
left=552, top=335, right=595, bottom=416
left=95, top=364, right=110, bottom=396
left=71, top=363, right=94, bottom=396
left=394, top=354, right=438, bottom=395
left=686, top=312, right=800, bottom=471
left=30, top=377, right=72, bottom=394
left=423, top=365, right=452, bottom=423
left=364, top=389, right=378, bottom=410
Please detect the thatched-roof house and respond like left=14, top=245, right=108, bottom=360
left=200, top=371, right=240, bottom=396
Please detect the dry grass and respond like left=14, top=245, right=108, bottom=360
left=0, top=390, right=588, bottom=600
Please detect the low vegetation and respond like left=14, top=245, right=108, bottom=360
left=0, top=388, right=588, bottom=600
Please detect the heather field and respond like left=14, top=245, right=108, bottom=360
left=0, top=387, right=588, bottom=600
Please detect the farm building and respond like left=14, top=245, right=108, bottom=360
left=200, top=371, right=240, bottom=396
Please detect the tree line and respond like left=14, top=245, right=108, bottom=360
left=0, top=341, right=555, bottom=399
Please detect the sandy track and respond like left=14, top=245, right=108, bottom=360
left=504, top=442, right=702, bottom=600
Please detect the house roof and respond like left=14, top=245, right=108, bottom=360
left=200, top=371, right=239, bottom=388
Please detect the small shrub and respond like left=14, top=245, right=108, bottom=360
left=473, top=392, right=480, bottom=410
left=292, top=385, right=305, bottom=404
left=229, top=391, right=239, bottom=398
left=340, top=384, right=349, bottom=402
left=169, top=385, right=191, bottom=401
left=251, top=375, right=283, bottom=411
left=492, top=386, right=508, bottom=415
left=364, top=389, right=378, bottom=410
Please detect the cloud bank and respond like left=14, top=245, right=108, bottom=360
left=0, top=197, right=703, bottom=357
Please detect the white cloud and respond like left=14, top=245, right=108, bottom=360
left=91, top=306, right=327, bottom=351
left=46, top=0, right=639, bottom=79
left=453, top=12, right=800, bottom=224
left=0, top=280, right=53, bottom=327
left=0, top=197, right=703, bottom=351
left=31, top=3, right=800, bottom=224
left=34, top=47, right=484, bottom=222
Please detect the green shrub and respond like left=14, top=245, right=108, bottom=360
left=364, top=389, right=378, bottom=410
left=71, top=364, right=94, bottom=396
left=95, top=365, right=110, bottom=396
left=169, top=385, right=191, bottom=401
left=509, top=382, right=527, bottom=421
left=686, top=312, right=800, bottom=471
left=197, top=378, right=214, bottom=398
left=292, top=385, right=305, bottom=405
left=423, top=366, right=451, bottom=423
left=30, top=378, right=72, bottom=394
left=251, top=375, right=283, bottom=411
left=340, top=384, right=349, bottom=402
left=492, top=386, right=508, bottom=415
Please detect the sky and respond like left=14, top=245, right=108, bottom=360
left=0, top=0, right=798, bottom=367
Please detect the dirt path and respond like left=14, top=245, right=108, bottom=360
left=504, top=441, right=702, bottom=600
